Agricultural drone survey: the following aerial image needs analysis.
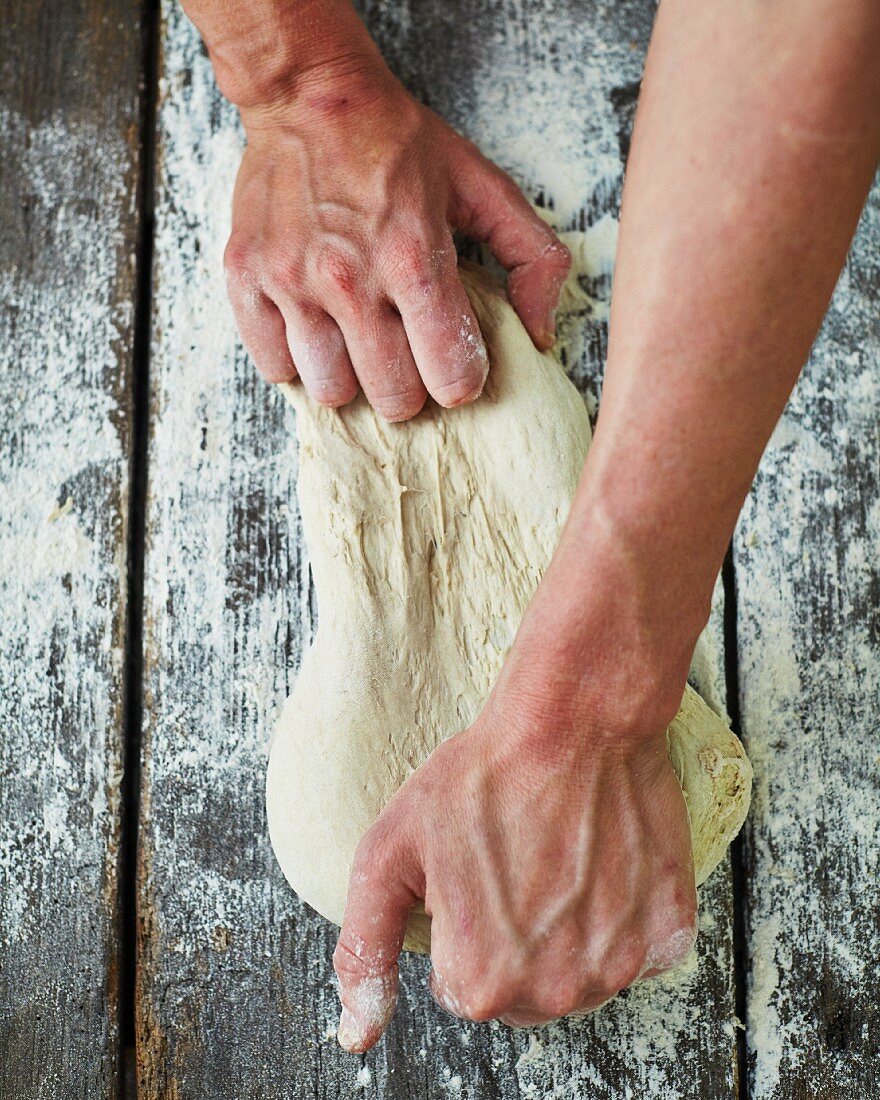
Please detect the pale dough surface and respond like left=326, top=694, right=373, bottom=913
left=267, top=266, right=752, bottom=954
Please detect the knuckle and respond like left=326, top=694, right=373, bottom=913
left=593, top=976, right=626, bottom=1003
left=648, top=907, right=699, bottom=972
left=333, top=933, right=371, bottom=978
left=535, top=981, right=584, bottom=1019
left=604, top=953, right=645, bottom=995
left=387, top=235, right=444, bottom=292
left=317, top=248, right=361, bottom=300
left=544, top=239, right=572, bottom=274
left=574, top=990, right=614, bottom=1016
left=668, top=912, right=699, bottom=957
left=268, top=256, right=305, bottom=293
left=431, top=951, right=513, bottom=1021
left=463, top=982, right=512, bottom=1022
left=395, top=253, right=432, bottom=292
left=574, top=960, right=622, bottom=1004
left=667, top=894, right=699, bottom=938
left=223, top=236, right=254, bottom=280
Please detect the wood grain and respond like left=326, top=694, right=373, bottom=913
left=0, top=1, right=143, bottom=1096
left=139, top=2, right=739, bottom=1097
left=734, top=176, right=880, bottom=1099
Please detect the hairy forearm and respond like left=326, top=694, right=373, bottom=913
left=526, top=0, right=880, bottom=694
left=180, top=0, right=382, bottom=108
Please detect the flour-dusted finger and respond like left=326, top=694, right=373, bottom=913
left=641, top=901, right=699, bottom=978
left=388, top=238, right=488, bottom=408
left=453, top=149, right=571, bottom=350
left=337, top=306, right=427, bottom=422
left=425, top=897, right=519, bottom=1023
left=333, top=824, right=421, bottom=1053
left=276, top=297, right=358, bottom=408
left=225, top=240, right=298, bottom=383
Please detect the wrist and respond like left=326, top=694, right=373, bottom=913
left=542, top=455, right=722, bottom=663
left=185, top=0, right=385, bottom=112
left=498, top=499, right=711, bottom=746
left=239, top=59, right=408, bottom=141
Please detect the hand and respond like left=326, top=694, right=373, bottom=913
left=224, top=62, right=571, bottom=420
left=331, top=645, right=698, bottom=1051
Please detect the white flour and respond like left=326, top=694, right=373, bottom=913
left=734, top=217, right=880, bottom=1094
left=0, top=105, right=132, bottom=946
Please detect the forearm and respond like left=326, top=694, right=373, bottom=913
left=526, top=0, right=880, bottom=692
left=181, top=0, right=383, bottom=108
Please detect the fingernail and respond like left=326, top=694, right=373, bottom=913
left=543, top=314, right=557, bottom=348
left=336, top=1007, right=361, bottom=1052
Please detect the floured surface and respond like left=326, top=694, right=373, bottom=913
left=734, top=173, right=880, bottom=1097
left=6, top=0, right=876, bottom=1094
left=138, top=4, right=317, bottom=1094
left=0, top=4, right=141, bottom=1092
left=142, top=1, right=745, bottom=1097
left=268, top=269, right=751, bottom=955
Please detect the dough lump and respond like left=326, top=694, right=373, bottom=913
left=267, top=266, right=751, bottom=954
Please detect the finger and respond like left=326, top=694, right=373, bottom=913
left=275, top=297, right=359, bottom=408
left=556, top=993, right=617, bottom=1019
left=453, top=152, right=571, bottom=349
left=641, top=915, right=698, bottom=978
left=499, top=985, right=616, bottom=1027
left=427, top=917, right=507, bottom=1023
left=225, top=264, right=298, bottom=384
left=427, top=968, right=471, bottom=1020
left=388, top=240, right=488, bottom=408
left=338, top=306, right=427, bottom=422
left=499, top=1009, right=557, bottom=1028
left=334, top=828, right=420, bottom=1053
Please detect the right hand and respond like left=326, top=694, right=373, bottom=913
left=224, top=59, right=571, bottom=420
left=330, top=504, right=706, bottom=1052
left=332, top=604, right=698, bottom=1052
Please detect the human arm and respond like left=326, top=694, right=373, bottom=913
left=332, top=0, right=880, bottom=1049
left=181, top=0, right=571, bottom=419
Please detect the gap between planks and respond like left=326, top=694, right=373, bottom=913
left=120, top=1, right=161, bottom=1094
left=723, top=546, right=750, bottom=1100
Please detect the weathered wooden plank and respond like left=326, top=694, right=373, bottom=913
left=734, top=175, right=880, bottom=1098
left=138, top=5, right=327, bottom=1093
left=0, top=1, right=143, bottom=1095
left=139, top=1, right=738, bottom=1096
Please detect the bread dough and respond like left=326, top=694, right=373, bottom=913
left=266, top=266, right=752, bottom=954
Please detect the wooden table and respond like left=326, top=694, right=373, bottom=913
left=1, top=1, right=878, bottom=1097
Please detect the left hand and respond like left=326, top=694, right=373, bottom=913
left=225, top=63, right=571, bottom=420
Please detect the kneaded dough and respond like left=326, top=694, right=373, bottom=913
left=267, top=265, right=752, bottom=954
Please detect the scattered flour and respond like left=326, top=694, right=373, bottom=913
left=516, top=1034, right=546, bottom=1068
left=733, top=184, right=880, bottom=1093
left=0, top=103, right=132, bottom=959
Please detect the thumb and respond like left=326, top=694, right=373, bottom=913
left=452, top=148, right=571, bottom=349
left=333, top=823, right=420, bottom=1053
